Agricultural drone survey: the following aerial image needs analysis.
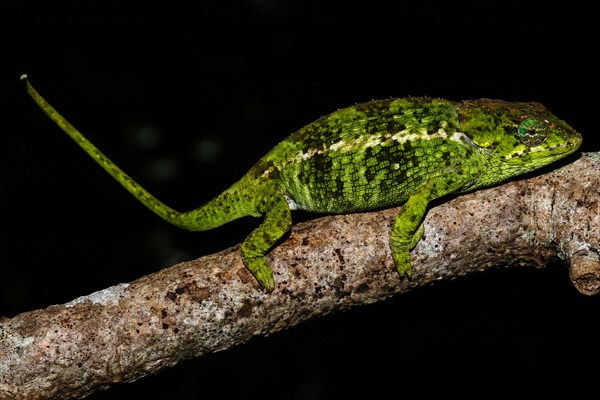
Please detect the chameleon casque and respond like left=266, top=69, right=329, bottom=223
left=23, top=76, right=582, bottom=292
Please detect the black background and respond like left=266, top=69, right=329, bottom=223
left=1, top=1, right=599, bottom=398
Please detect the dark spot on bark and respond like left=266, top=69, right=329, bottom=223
left=295, top=291, right=307, bottom=301
left=237, top=300, right=254, bottom=318
left=334, top=248, right=345, bottom=264
left=314, top=284, right=323, bottom=296
left=173, top=328, right=179, bottom=334
left=162, top=323, right=169, bottom=329
left=165, top=291, right=177, bottom=302
left=161, top=309, right=167, bottom=319
left=186, top=284, right=211, bottom=303
left=333, top=275, right=350, bottom=298
left=356, top=283, right=370, bottom=293
left=167, top=283, right=211, bottom=304
left=302, top=237, right=310, bottom=246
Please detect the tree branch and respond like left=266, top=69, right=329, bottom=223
left=1, top=153, right=598, bottom=400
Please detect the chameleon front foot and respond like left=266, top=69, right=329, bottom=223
left=390, top=223, right=424, bottom=280
left=392, top=250, right=413, bottom=279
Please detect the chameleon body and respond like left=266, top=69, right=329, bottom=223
left=23, top=76, right=582, bottom=291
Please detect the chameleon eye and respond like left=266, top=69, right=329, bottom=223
left=517, top=117, right=548, bottom=146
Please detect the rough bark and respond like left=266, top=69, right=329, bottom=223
left=1, top=153, right=598, bottom=400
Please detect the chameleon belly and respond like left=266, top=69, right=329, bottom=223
left=278, top=135, right=478, bottom=213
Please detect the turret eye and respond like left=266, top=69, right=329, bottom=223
left=517, top=117, right=548, bottom=146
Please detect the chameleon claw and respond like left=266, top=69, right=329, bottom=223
left=398, top=269, right=413, bottom=279
left=393, top=250, right=414, bottom=279
left=257, top=273, right=275, bottom=293
left=244, top=256, right=276, bottom=292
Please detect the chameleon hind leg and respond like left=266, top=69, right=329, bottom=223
left=241, top=193, right=292, bottom=292
left=390, top=175, right=467, bottom=278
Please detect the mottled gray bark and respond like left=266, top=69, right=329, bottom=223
left=1, top=153, right=598, bottom=400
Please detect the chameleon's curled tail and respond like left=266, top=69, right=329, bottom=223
left=22, top=75, right=255, bottom=232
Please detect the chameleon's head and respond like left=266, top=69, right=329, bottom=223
left=458, top=99, right=582, bottom=176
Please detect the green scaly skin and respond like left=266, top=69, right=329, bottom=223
left=23, top=76, right=582, bottom=292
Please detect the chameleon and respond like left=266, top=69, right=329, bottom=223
left=22, top=75, right=582, bottom=292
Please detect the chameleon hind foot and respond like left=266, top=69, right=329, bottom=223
left=242, top=256, right=275, bottom=292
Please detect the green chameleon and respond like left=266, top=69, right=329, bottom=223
left=22, top=75, right=582, bottom=292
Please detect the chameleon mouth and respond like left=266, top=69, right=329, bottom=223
left=505, top=133, right=582, bottom=160
left=531, top=136, right=582, bottom=155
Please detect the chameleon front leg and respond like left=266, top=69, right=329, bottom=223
left=390, top=175, right=468, bottom=278
left=241, top=193, right=292, bottom=292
